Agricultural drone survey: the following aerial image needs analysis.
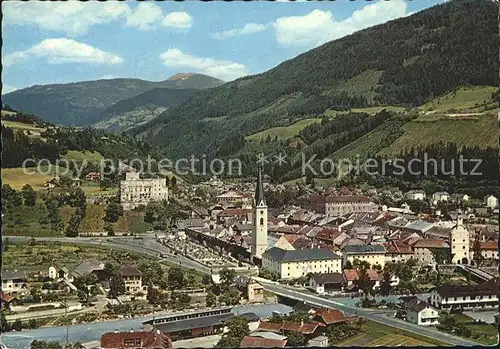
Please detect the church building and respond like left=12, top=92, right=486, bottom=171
left=251, top=167, right=268, bottom=262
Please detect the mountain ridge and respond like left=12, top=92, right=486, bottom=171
left=2, top=74, right=224, bottom=126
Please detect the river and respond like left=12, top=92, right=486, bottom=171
left=0, top=304, right=293, bottom=349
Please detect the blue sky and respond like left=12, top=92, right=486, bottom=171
left=2, top=0, right=445, bottom=93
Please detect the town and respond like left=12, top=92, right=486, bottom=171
left=1, top=0, right=499, bottom=348
left=1, top=164, right=498, bottom=348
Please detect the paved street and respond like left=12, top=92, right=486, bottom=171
left=259, top=281, right=481, bottom=346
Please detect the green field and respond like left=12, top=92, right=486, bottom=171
left=333, top=69, right=384, bottom=104
left=337, top=320, right=449, bottom=347
left=1, top=166, right=61, bottom=191
left=378, top=113, right=498, bottom=156
left=350, top=106, right=408, bottom=114
left=1, top=120, right=46, bottom=132
left=246, top=118, right=321, bottom=141
left=439, top=314, right=499, bottom=346
left=420, top=86, right=498, bottom=112
left=2, top=201, right=63, bottom=237
left=62, top=150, right=104, bottom=163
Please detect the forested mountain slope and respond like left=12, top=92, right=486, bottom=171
left=131, top=0, right=497, bottom=158
left=2, top=74, right=223, bottom=126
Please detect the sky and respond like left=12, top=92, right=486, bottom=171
left=2, top=0, right=447, bottom=94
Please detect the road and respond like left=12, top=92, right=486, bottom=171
left=259, top=281, right=481, bottom=346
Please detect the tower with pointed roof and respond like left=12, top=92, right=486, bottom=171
left=251, top=167, right=268, bottom=260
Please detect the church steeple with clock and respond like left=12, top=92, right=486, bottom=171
left=251, top=167, right=268, bottom=260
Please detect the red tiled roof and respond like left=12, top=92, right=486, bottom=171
left=284, top=234, right=299, bottom=244
left=393, top=239, right=413, bottom=253
left=257, top=321, right=318, bottom=334
left=240, top=336, right=287, bottom=348
left=343, top=269, right=359, bottom=281
left=479, top=241, right=498, bottom=250
left=343, top=269, right=379, bottom=282
left=101, top=330, right=172, bottom=349
left=217, top=209, right=251, bottom=217
left=313, top=308, right=347, bottom=324
left=412, top=239, right=449, bottom=249
left=257, top=322, right=282, bottom=332
left=0, top=292, right=15, bottom=303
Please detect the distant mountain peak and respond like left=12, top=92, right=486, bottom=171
left=168, top=73, right=197, bottom=81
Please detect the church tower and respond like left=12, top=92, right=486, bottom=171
left=251, top=167, right=268, bottom=260
left=450, top=210, right=470, bottom=264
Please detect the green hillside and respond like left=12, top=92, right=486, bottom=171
left=246, top=118, right=321, bottom=141
left=131, top=0, right=498, bottom=159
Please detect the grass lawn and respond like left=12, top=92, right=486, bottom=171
left=246, top=118, right=321, bottom=141
left=337, top=320, right=450, bottom=347
left=350, top=106, right=407, bottom=114
left=1, top=165, right=61, bottom=191
left=419, top=86, right=498, bottom=113
left=2, top=120, right=46, bottom=132
left=378, top=113, right=498, bottom=156
left=442, top=314, right=499, bottom=346
left=62, top=150, right=104, bottom=163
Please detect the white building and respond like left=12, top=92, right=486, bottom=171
left=484, top=195, right=498, bottom=210
left=2, top=269, right=28, bottom=293
left=262, top=247, right=342, bottom=280
left=405, top=190, right=426, bottom=201
left=429, top=279, right=498, bottom=311
left=119, top=172, right=169, bottom=210
left=450, top=213, right=470, bottom=264
left=432, top=192, right=450, bottom=203
left=405, top=300, right=440, bottom=326
left=251, top=168, right=268, bottom=260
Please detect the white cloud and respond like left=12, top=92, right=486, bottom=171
left=2, top=1, right=193, bottom=35
left=2, top=1, right=130, bottom=36
left=125, top=2, right=164, bottom=31
left=2, top=84, right=18, bottom=94
left=159, top=49, right=248, bottom=81
left=211, top=23, right=268, bottom=40
left=162, top=12, right=193, bottom=29
left=273, top=0, right=408, bottom=48
left=3, top=38, right=123, bottom=67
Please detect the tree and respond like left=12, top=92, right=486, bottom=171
left=1, top=311, right=9, bottom=332
left=206, top=291, right=216, bottom=307
left=379, top=270, right=392, bottom=296
left=147, top=283, right=161, bottom=305
left=219, top=268, right=236, bottom=291
left=202, top=274, right=212, bottom=286
left=108, top=277, right=125, bottom=298
left=286, top=331, right=306, bottom=347
left=21, top=184, right=37, bottom=206
left=472, top=233, right=484, bottom=267
left=167, top=266, right=185, bottom=290
left=344, top=260, right=354, bottom=269
left=73, top=274, right=98, bottom=305
left=30, top=340, right=63, bottom=349
left=219, top=286, right=241, bottom=306
left=11, top=319, right=23, bottom=331
left=104, top=202, right=123, bottom=223
left=28, top=318, right=38, bottom=330
left=216, top=316, right=249, bottom=348
left=99, top=178, right=113, bottom=190
left=65, top=212, right=81, bottom=237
